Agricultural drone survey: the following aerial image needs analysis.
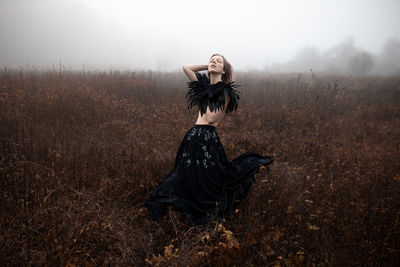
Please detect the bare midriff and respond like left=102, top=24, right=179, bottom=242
left=194, top=107, right=225, bottom=127
left=195, top=92, right=230, bottom=127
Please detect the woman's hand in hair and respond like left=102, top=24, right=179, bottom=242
left=183, top=64, right=208, bottom=82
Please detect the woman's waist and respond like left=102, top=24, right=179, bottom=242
left=194, top=123, right=216, bottom=129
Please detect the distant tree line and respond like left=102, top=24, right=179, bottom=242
left=267, top=37, right=400, bottom=76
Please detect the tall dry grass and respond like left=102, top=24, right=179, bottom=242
left=0, top=68, right=399, bottom=266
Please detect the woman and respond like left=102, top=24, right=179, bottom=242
left=144, top=54, right=273, bottom=225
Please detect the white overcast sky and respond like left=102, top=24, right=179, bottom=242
left=0, top=0, right=399, bottom=71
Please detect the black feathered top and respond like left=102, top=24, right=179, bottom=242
left=185, top=72, right=240, bottom=116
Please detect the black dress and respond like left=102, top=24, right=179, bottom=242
left=144, top=72, right=274, bottom=225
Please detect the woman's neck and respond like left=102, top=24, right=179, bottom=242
left=209, top=73, right=223, bottom=84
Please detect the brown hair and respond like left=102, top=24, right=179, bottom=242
left=209, top=53, right=233, bottom=83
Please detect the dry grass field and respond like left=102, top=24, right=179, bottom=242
left=0, top=69, right=399, bottom=266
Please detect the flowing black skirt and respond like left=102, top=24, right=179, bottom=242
left=144, top=124, right=273, bottom=225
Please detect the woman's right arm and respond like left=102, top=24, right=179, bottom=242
left=183, top=64, right=208, bottom=81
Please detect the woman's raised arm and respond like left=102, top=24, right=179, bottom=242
left=183, top=64, right=208, bottom=81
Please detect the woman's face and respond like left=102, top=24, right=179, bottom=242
left=208, top=55, right=225, bottom=75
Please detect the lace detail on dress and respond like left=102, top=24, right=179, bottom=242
left=186, top=127, right=218, bottom=143
left=182, top=127, right=218, bottom=168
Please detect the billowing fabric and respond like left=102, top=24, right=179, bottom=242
left=144, top=124, right=274, bottom=225
left=185, top=72, right=240, bottom=116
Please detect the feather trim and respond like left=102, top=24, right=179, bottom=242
left=224, top=81, right=240, bottom=113
left=185, top=72, right=209, bottom=116
left=185, top=72, right=240, bottom=116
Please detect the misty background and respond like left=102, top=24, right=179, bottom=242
left=1, top=0, right=400, bottom=75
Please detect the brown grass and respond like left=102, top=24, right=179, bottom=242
left=0, top=69, right=399, bottom=266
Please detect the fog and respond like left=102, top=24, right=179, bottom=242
left=1, top=0, right=400, bottom=75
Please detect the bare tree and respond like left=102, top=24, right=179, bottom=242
left=348, top=51, right=374, bottom=76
